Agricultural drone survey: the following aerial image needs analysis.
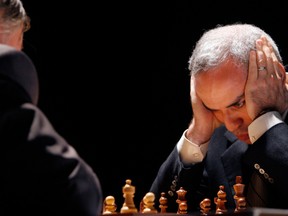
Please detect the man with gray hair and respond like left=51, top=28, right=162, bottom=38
left=150, top=23, right=288, bottom=213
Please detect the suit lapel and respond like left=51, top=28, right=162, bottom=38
left=206, top=126, right=248, bottom=208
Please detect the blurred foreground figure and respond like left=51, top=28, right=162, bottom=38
left=0, top=44, right=103, bottom=215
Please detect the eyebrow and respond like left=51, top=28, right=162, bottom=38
left=203, top=93, right=245, bottom=111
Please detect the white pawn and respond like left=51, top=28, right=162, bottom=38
left=103, top=195, right=117, bottom=214
left=142, top=192, right=157, bottom=213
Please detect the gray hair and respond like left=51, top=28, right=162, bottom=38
left=188, top=23, right=282, bottom=76
left=0, top=0, right=30, bottom=34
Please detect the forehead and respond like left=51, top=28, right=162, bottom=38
left=194, top=60, right=247, bottom=110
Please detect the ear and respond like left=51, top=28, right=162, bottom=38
left=190, top=75, right=196, bottom=97
left=282, top=64, right=288, bottom=84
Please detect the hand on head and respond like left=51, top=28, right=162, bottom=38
left=245, top=35, right=288, bottom=120
left=186, top=76, right=222, bottom=145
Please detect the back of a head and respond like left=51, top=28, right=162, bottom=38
left=0, top=0, right=30, bottom=49
left=0, top=43, right=38, bottom=105
left=188, top=23, right=282, bottom=76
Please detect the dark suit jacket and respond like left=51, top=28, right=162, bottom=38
left=0, top=44, right=103, bottom=216
left=0, top=103, right=103, bottom=215
left=149, top=120, right=288, bottom=213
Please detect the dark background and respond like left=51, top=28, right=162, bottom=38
left=20, top=1, right=288, bottom=209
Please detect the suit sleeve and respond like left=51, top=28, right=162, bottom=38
left=149, top=145, right=205, bottom=213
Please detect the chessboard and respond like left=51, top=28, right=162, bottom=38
left=101, top=178, right=288, bottom=216
left=100, top=208, right=288, bottom=215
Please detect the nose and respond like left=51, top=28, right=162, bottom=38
left=223, top=110, right=242, bottom=132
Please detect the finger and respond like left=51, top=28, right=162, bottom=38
left=277, top=63, right=287, bottom=84
left=256, top=39, right=267, bottom=78
left=271, top=52, right=282, bottom=79
left=261, top=36, right=279, bottom=79
left=262, top=45, right=274, bottom=79
left=248, top=50, right=258, bottom=81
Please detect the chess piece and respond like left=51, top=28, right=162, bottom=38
left=236, top=197, right=247, bottom=212
left=141, top=192, right=158, bottom=213
left=233, top=176, right=246, bottom=212
left=200, top=198, right=211, bottom=215
left=178, top=202, right=188, bottom=215
left=120, top=179, right=138, bottom=213
left=159, top=192, right=168, bottom=213
left=214, top=185, right=227, bottom=214
left=103, top=195, right=117, bottom=214
left=176, top=187, right=187, bottom=214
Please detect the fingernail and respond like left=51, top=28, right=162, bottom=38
left=256, top=39, right=262, bottom=49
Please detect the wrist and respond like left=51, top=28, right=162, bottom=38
left=186, top=128, right=210, bottom=146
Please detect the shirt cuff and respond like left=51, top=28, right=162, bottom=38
left=177, top=129, right=209, bottom=164
left=248, top=111, right=283, bottom=143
